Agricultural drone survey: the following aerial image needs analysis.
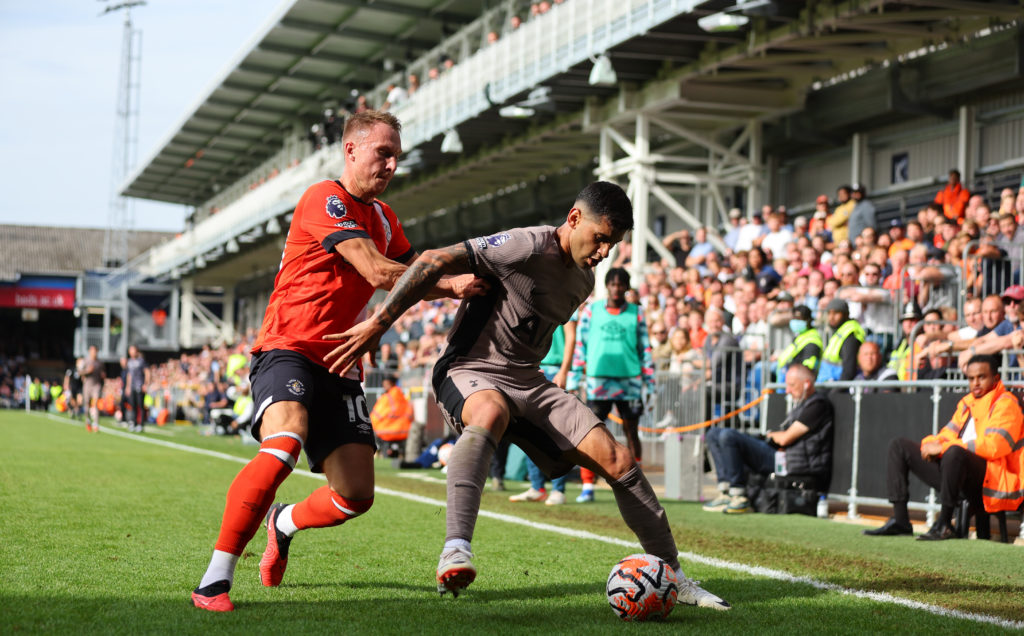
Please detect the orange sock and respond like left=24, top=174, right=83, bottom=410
left=580, top=467, right=596, bottom=485
left=213, top=432, right=302, bottom=555
left=292, top=485, right=373, bottom=529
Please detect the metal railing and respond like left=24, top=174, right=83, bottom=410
left=961, top=239, right=1024, bottom=303
left=890, top=263, right=963, bottom=318
left=904, top=318, right=960, bottom=378
left=139, top=1, right=706, bottom=278
left=391, top=0, right=702, bottom=149
left=760, top=378, right=1023, bottom=526
left=143, top=144, right=344, bottom=277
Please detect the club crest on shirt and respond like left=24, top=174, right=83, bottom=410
left=325, top=194, right=347, bottom=219
left=480, top=232, right=511, bottom=248
left=286, top=379, right=305, bottom=396
left=335, top=220, right=359, bottom=229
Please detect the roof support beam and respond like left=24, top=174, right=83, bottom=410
left=895, top=0, right=1023, bottom=17
left=279, top=17, right=434, bottom=50
left=239, top=62, right=343, bottom=84
left=222, top=80, right=312, bottom=103
left=207, top=97, right=303, bottom=119
left=258, top=41, right=365, bottom=67
left=313, top=0, right=474, bottom=26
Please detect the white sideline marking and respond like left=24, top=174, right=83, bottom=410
left=39, top=412, right=1024, bottom=630
left=394, top=471, right=447, bottom=485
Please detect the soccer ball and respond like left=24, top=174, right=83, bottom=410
left=606, top=553, right=678, bottom=621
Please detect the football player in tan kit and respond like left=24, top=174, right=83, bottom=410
left=325, top=181, right=730, bottom=610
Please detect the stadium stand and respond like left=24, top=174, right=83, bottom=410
left=0, top=225, right=172, bottom=406
left=7, top=0, right=1024, bottom=535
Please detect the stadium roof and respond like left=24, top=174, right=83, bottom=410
left=0, top=225, right=173, bottom=282
left=124, top=0, right=1024, bottom=212
left=121, top=0, right=484, bottom=206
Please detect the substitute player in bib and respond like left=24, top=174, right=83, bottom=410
left=191, top=111, right=487, bottom=612
left=569, top=267, right=655, bottom=502
left=324, top=181, right=730, bottom=610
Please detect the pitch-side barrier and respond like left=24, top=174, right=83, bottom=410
left=663, top=377, right=1023, bottom=528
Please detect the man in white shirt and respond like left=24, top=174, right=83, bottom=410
left=382, top=83, right=408, bottom=111
left=734, top=214, right=766, bottom=252
left=760, top=212, right=794, bottom=259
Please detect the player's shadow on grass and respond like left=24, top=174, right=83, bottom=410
left=337, top=579, right=599, bottom=601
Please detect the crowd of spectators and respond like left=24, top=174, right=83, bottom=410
left=9, top=172, right=1024, bottom=441
left=354, top=173, right=1024, bottom=395
left=362, top=1, right=571, bottom=119
left=5, top=336, right=258, bottom=432
left=213, top=172, right=1024, bottom=402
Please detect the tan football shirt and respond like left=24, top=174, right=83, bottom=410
left=444, top=226, right=593, bottom=369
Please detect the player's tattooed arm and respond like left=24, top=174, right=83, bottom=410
left=324, top=242, right=481, bottom=375
left=376, top=243, right=474, bottom=329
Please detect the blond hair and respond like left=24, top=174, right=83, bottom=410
left=342, top=110, right=402, bottom=143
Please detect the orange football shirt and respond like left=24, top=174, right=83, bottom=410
left=253, top=180, right=414, bottom=370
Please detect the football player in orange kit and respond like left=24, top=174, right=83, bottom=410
left=191, top=110, right=487, bottom=611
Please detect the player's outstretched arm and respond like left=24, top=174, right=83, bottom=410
left=335, top=237, right=409, bottom=289
left=337, top=238, right=487, bottom=300
left=324, top=243, right=474, bottom=375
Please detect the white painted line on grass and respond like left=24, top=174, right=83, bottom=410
left=393, top=471, right=448, bottom=485
left=38, top=412, right=1024, bottom=630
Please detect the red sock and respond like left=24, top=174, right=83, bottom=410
left=214, top=433, right=302, bottom=555
left=580, top=467, right=596, bottom=485
left=292, top=485, right=374, bottom=529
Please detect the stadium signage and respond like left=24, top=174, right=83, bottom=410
left=0, top=276, right=76, bottom=310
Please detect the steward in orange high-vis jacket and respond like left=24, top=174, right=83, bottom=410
left=863, top=354, right=1023, bottom=540
left=370, top=376, right=413, bottom=443
left=922, top=370, right=1023, bottom=514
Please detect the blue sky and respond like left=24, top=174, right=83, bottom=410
left=0, top=0, right=284, bottom=232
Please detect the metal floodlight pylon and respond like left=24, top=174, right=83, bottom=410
left=101, top=1, right=146, bottom=269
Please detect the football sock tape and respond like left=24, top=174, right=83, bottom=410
left=611, top=466, right=680, bottom=573
left=445, top=425, right=497, bottom=543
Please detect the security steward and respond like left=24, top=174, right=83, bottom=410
left=775, top=305, right=823, bottom=380
left=817, top=298, right=865, bottom=382
left=864, top=354, right=1023, bottom=540
left=887, top=301, right=922, bottom=381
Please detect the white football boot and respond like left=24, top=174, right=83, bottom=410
left=436, top=546, right=476, bottom=598
left=675, top=570, right=731, bottom=610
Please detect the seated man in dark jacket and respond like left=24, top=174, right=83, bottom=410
left=703, top=364, right=834, bottom=514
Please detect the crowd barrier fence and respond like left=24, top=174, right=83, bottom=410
left=756, top=378, right=1024, bottom=527
left=962, top=240, right=1024, bottom=303
left=132, top=345, right=1023, bottom=531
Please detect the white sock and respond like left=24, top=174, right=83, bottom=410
left=718, top=482, right=729, bottom=494
left=276, top=504, right=299, bottom=537
left=443, top=538, right=471, bottom=553
left=581, top=484, right=594, bottom=493
left=199, top=549, right=239, bottom=589
left=728, top=487, right=745, bottom=497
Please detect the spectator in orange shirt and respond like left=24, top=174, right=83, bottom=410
left=887, top=220, right=915, bottom=259
left=934, top=168, right=970, bottom=223
left=687, top=309, right=708, bottom=349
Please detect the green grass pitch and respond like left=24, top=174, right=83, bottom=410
left=1, top=409, right=1021, bottom=634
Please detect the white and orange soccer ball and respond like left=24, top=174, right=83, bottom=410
left=606, top=553, right=678, bottom=621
